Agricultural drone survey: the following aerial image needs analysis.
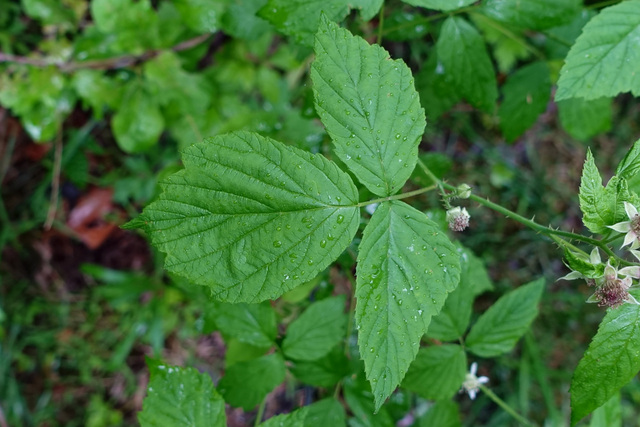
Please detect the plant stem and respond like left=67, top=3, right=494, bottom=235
left=416, top=159, right=636, bottom=266
left=381, top=5, right=479, bottom=36
left=479, top=384, right=537, bottom=427
left=45, top=128, right=63, bottom=230
left=377, top=4, right=385, bottom=45
left=254, top=396, right=267, bottom=427
left=355, top=185, right=437, bottom=208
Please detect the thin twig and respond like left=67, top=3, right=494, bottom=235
left=44, top=128, right=63, bottom=230
left=0, top=33, right=212, bottom=73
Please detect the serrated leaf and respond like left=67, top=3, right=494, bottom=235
left=138, top=360, right=226, bottom=427
left=312, top=17, right=425, bottom=197
left=499, top=62, right=551, bottom=142
left=304, top=398, right=347, bottom=427
left=218, top=353, right=285, bottom=410
left=356, top=201, right=461, bottom=410
left=589, top=393, right=621, bottom=427
left=615, top=139, right=640, bottom=182
left=402, top=344, right=467, bottom=400
left=428, top=248, right=488, bottom=341
left=556, top=1, right=640, bottom=101
left=482, top=0, right=580, bottom=31
left=570, top=292, right=640, bottom=425
left=436, top=16, right=497, bottom=113
left=112, top=84, right=164, bottom=153
left=467, top=279, right=544, bottom=357
left=261, top=407, right=309, bottom=427
left=289, top=345, right=350, bottom=387
left=213, top=301, right=277, bottom=348
left=558, top=97, right=612, bottom=141
left=579, top=150, right=635, bottom=234
left=259, top=0, right=351, bottom=46
left=401, top=0, right=476, bottom=12
left=225, top=338, right=268, bottom=367
left=127, top=131, right=359, bottom=303
left=283, top=295, right=347, bottom=361
left=419, top=400, right=461, bottom=427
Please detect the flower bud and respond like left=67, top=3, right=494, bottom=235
left=456, top=183, right=472, bottom=199
left=446, top=207, right=470, bottom=232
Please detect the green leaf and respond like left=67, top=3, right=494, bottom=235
left=416, top=54, right=461, bottom=120
left=556, top=1, right=640, bottom=101
left=499, top=62, right=551, bottom=142
left=466, top=279, right=544, bottom=357
left=615, top=139, right=640, bottom=182
left=225, top=338, right=268, bottom=367
left=579, top=150, right=636, bottom=234
left=356, top=201, right=461, bottom=410
left=312, top=17, right=426, bottom=197
left=589, top=393, right=621, bottom=427
left=570, top=293, right=640, bottom=425
left=482, top=0, right=580, bottom=31
left=222, top=0, right=272, bottom=40
left=126, top=131, right=360, bottom=303
left=138, top=360, right=226, bottom=427
left=428, top=247, right=490, bottom=341
left=289, top=345, right=350, bottom=387
left=259, top=0, right=351, bottom=46
left=343, top=376, right=394, bottom=427
left=401, top=0, right=476, bottom=12
left=91, top=0, right=160, bottom=52
left=471, top=12, right=532, bottom=73
left=419, top=401, right=461, bottom=427
left=563, top=249, right=605, bottom=279
left=350, top=0, right=384, bottom=20
left=212, top=301, right=277, bottom=348
left=22, top=0, right=76, bottom=25
left=218, top=353, right=285, bottom=410
left=402, top=344, right=467, bottom=400
left=174, top=0, right=225, bottom=33
left=558, top=97, right=612, bottom=141
left=283, top=295, right=347, bottom=361
left=112, top=84, right=164, bottom=153
left=304, top=398, right=347, bottom=427
left=436, top=16, right=497, bottom=113
left=261, top=407, right=309, bottom=427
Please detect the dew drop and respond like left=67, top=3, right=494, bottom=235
left=273, top=240, right=282, bottom=248
left=336, top=214, right=345, bottom=224
left=320, top=239, right=327, bottom=248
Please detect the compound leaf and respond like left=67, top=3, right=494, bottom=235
left=467, top=279, right=544, bottom=357
left=139, top=360, right=226, bottom=427
left=558, top=97, right=612, bottom=141
left=402, top=344, right=467, bottom=400
left=126, top=131, right=359, bottom=303
left=556, top=0, right=640, bottom=101
left=482, top=0, right=580, bottom=31
left=356, top=201, right=461, bottom=410
left=283, top=295, right=347, bottom=361
left=570, top=291, right=640, bottom=425
left=401, top=0, right=476, bottom=12
left=312, top=16, right=426, bottom=197
left=499, top=62, right=551, bottom=142
left=436, top=16, right=497, bottom=113
left=218, top=353, right=285, bottom=410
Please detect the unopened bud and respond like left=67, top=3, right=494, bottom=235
left=446, top=207, right=470, bottom=232
left=456, top=184, right=472, bottom=199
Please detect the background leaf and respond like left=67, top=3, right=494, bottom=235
left=498, top=62, right=551, bottom=142
left=261, top=407, right=309, bottom=427
left=312, top=16, right=426, bottom=197
left=466, top=279, right=544, bottom=357
left=482, top=0, right=580, bottom=31
left=282, top=295, right=347, bottom=361
left=218, top=353, right=285, bottom=410
left=589, top=393, right=622, bottom=427
left=570, top=292, right=640, bottom=425
left=138, top=360, right=226, bottom=427
left=436, top=16, right=497, bottom=113
left=356, top=201, right=461, bottom=410
left=127, top=131, right=359, bottom=303
left=558, top=97, right=612, bottom=141
left=615, top=139, right=640, bottom=182
left=419, top=400, right=462, bottom=427
left=402, top=344, right=467, bottom=400
left=289, top=345, right=350, bottom=387
left=401, top=0, right=476, bottom=12
left=112, top=84, right=164, bottom=153
left=304, top=398, right=347, bottom=427
left=212, top=301, right=277, bottom=348
left=556, top=0, right=640, bottom=100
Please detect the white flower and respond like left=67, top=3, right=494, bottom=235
left=461, top=362, right=489, bottom=400
left=586, top=261, right=640, bottom=308
left=446, top=207, right=470, bottom=232
left=608, top=202, right=640, bottom=249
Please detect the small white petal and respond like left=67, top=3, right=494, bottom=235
left=604, top=262, right=617, bottom=278
left=624, top=201, right=639, bottom=219
left=608, top=221, right=632, bottom=233
left=619, top=266, right=640, bottom=279
left=589, top=248, right=601, bottom=265
left=626, top=294, right=640, bottom=305
left=622, top=231, right=638, bottom=248
left=470, top=362, right=478, bottom=375
left=630, top=249, right=640, bottom=262
left=468, top=390, right=476, bottom=400
left=478, top=376, right=489, bottom=384
left=558, top=271, right=584, bottom=281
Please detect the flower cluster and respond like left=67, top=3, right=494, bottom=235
left=460, top=362, right=488, bottom=400
left=446, top=207, right=470, bottom=232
